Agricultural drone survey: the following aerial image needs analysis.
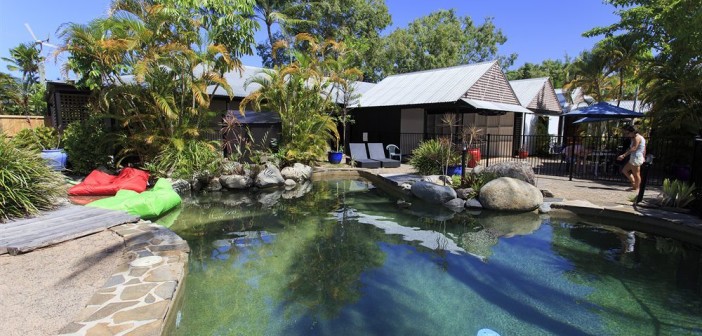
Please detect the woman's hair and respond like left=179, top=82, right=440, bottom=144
left=622, top=125, right=638, bottom=133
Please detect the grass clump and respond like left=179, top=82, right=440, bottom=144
left=146, top=139, right=223, bottom=179
left=409, top=138, right=460, bottom=176
left=0, top=136, right=66, bottom=221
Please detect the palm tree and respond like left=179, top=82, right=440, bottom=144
left=58, top=0, right=256, bottom=161
left=564, top=48, right=617, bottom=102
left=240, top=34, right=345, bottom=164
left=1, top=43, right=43, bottom=115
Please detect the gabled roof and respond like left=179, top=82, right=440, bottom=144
left=358, top=61, right=497, bottom=107
left=510, top=77, right=562, bottom=115
left=209, top=65, right=265, bottom=98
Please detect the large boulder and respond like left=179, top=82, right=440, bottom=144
left=281, top=163, right=313, bottom=182
left=479, top=177, right=543, bottom=211
left=220, top=174, right=253, bottom=189
left=483, top=161, right=536, bottom=186
left=411, top=181, right=457, bottom=204
left=255, top=164, right=285, bottom=188
left=421, top=175, right=452, bottom=186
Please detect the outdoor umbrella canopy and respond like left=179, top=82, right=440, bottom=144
left=563, top=102, right=645, bottom=118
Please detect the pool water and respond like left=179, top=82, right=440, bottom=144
left=162, top=179, right=702, bottom=336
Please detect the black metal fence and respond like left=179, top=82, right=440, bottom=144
left=400, top=132, right=698, bottom=186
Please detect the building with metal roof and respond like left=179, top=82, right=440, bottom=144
left=509, top=77, right=563, bottom=141
left=350, top=60, right=533, bottom=157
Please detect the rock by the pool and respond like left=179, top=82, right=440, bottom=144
left=421, top=175, right=452, bottom=186
left=281, top=163, right=313, bottom=182
left=479, top=177, right=543, bottom=211
left=411, top=181, right=457, bottom=204
left=483, top=161, right=536, bottom=186
left=443, top=198, right=466, bottom=212
left=220, top=174, right=253, bottom=189
left=255, top=164, right=285, bottom=188
left=455, top=187, right=474, bottom=200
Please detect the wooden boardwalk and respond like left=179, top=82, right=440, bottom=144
left=0, top=205, right=139, bottom=256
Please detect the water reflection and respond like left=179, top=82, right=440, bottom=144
left=166, top=180, right=702, bottom=336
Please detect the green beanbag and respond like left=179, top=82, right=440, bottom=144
left=87, top=179, right=181, bottom=220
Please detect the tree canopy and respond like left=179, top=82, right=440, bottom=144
left=585, top=0, right=702, bottom=135
left=370, top=9, right=517, bottom=81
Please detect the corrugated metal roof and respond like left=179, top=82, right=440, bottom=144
left=358, top=61, right=497, bottom=107
left=461, top=98, right=532, bottom=114
left=509, top=77, right=549, bottom=107
left=208, top=65, right=265, bottom=98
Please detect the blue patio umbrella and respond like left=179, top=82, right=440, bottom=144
left=572, top=116, right=635, bottom=124
left=563, top=102, right=645, bottom=118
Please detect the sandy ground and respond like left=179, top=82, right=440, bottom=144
left=0, top=230, right=125, bottom=336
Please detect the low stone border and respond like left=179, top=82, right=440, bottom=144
left=552, top=200, right=702, bottom=246
left=59, top=221, right=189, bottom=336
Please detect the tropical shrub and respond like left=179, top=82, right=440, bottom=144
left=58, top=0, right=257, bottom=163
left=11, top=126, right=60, bottom=151
left=241, top=34, right=357, bottom=165
left=461, top=171, right=499, bottom=198
left=658, top=178, right=696, bottom=208
left=0, top=137, right=65, bottom=221
left=63, top=119, right=114, bottom=175
left=146, top=139, right=223, bottom=179
left=409, top=138, right=460, bottom=176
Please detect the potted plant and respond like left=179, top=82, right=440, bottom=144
left=462, top=125, right=483, bottom=168
left=518, top=146, right=529, bottom=159
left=12, top=126, right=67, bottom=170
left=328, top=134, right=344, bottom=164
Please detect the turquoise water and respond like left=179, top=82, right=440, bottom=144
left=163, top=179, right=702, bottom=336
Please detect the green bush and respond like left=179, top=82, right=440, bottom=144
left=659, top=178, right=696, bottom=208
left=0, top=137, right=66, bottom=221
left=63, top=119, right=114, bottom=174
left=409, top=138, right=460, bottom=176
left=10, top=126, right=60, bottom=151
left=147, top=139, right=223, bottom=179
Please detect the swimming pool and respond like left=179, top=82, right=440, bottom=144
left=163, top=179, right=702, bottom=335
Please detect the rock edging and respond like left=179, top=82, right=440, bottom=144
left=59, top=221, right=189, bottom=336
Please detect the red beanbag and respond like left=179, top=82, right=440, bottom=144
left=68, top=168, right=150, bottom=196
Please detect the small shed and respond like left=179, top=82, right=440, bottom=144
left=352, top=60, right=531, bottom=157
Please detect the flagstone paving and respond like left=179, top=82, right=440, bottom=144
left=59, top=221, right=189, bottom=336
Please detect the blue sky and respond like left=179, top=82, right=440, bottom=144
left=0, top=0, right=620, bottom=81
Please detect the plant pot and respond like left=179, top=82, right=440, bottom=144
left=328, top=151, right=344, bottom=164
left=518, top=150, right=528, bottom=159
left=41, top=149, right=68, bottom=171
left=467, top=148, right=481, bottom=168
left=447, top=165, right=462, bottom=176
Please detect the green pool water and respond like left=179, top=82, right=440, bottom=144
left=161, top=179, right=702, bottom=336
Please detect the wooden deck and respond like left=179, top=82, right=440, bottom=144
left=0, top=205, right=140, bottom=256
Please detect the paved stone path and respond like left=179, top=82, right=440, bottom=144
left=59, top=221, right=189, bottom=336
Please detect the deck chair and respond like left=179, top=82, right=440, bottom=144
left=386, top=144, right=402, bottom=162
left=348, top=143, right=381, bottom=168
left=368, top=143, right=400, bottom=168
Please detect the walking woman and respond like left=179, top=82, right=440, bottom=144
left=616, top=125, right=646, bottom=191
